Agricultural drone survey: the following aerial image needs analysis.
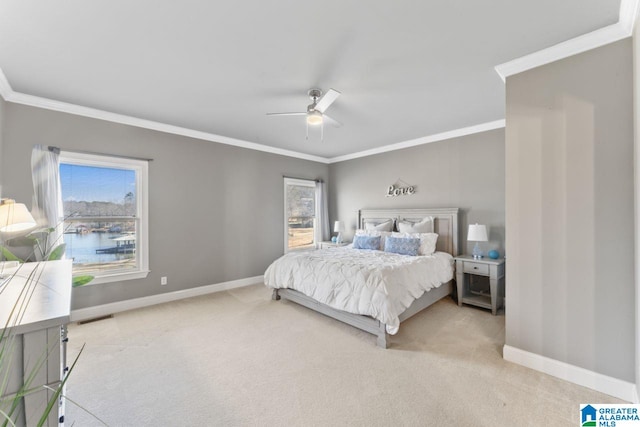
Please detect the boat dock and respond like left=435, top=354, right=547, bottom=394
left=95, top=235, right=136, bottom=255
left=95, top=244, right=135, bottom=254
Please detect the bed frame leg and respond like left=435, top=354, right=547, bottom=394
left=376, top=323, right=388, bottom=348
left=272, top=289, right=281, bottom=301
left=376, top=332, right=388, bottom=348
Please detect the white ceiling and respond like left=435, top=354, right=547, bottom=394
left=0, top=1, right=624, bottom=159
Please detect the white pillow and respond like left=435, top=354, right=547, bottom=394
left=397, top=216, right=434, bottom=234
left=355, top=229, right=392, bottom=250
left=364, top=219, right=393, bottom=232
left=391, top=232, right=438, bottom=255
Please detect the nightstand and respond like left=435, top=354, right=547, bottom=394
left=318, top=241, right=348, bottom=249
left=454, top=255, right=505, bottom=315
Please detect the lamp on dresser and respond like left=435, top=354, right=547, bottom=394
left=0, top=199, right=36, bottom=232
left=467, top=223, right=488, bottom=259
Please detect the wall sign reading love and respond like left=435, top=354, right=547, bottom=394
left=385, top=183, right=416, bottom=197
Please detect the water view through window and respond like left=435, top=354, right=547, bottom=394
left=60, top=162, right=138, bottom=275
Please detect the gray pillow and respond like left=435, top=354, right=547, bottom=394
left=397, top=216, right=433, bottom=233
left=364, top=220, right=393, bottom=232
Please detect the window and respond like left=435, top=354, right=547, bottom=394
left=284, top=178, right=316, bottom=251
left=59, top=152, right=149, bottom=284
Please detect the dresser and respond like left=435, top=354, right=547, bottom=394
left=0, top=260, right=72, bottom=426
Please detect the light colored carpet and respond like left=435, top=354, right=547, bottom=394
left=64, top=284, right=622, bottom=426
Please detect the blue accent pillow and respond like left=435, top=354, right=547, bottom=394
left=384, top=236, right=421, bottom=256
left=352, top=235, right=381, bottom=250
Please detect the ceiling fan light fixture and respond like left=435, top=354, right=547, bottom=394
left=267, top=88, right=341, bottom=135
left=306, top=110, right=323, bottom=126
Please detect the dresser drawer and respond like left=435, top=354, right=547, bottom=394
left=463, top=261, right=489, bottom=275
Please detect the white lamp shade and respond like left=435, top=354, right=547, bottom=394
left=0, top=201, right=36, bottom=232
left=334, top=221, right=345, bottom=233
left=467, top=223, right=488, bottom=242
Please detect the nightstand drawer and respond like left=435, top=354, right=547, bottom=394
left=463, top=261, right=489, bottom=275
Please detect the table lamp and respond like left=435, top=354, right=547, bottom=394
left=0, top=199, right=36, bottom=232
left=467, top=223, right=488, bottom=259
left=334, top=221, right=345, bottom=244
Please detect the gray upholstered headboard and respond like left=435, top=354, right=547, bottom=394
left=358, top=208, right=459, bottom=256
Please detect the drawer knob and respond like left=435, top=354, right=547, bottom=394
left=473, top=267, right=478, bottom=270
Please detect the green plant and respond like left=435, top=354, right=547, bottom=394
left=25, top=227, right=64, bottom=262
left=2, top=226, right=65, bottom=262
left=1, top=226, right=94, bottom=288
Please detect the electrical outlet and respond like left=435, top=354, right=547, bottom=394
left=161, top=276, right=167, bottom=286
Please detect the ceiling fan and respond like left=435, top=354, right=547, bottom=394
left=267, top=88, right=342, bottom=140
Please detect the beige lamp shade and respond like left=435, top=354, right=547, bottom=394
left=0, top=199, right=37, bottom=232
left=467, top=223, right=488, bottom=242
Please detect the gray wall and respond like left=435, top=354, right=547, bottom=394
left=328, top=129, right=505, bottom=255
left=505, top=39, right=634, bottom=382
left=1, top=103, right=328, bottom=309
left=0, top=97, right=4, bottom=196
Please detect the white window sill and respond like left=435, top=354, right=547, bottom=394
left=80, top=270, right=150, bottom=286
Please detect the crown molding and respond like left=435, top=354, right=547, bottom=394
left=2, top=83, right=505, bottom=165
left=327, top=120, right=505, bottom=164
left=3, top=89, right=331, bottom=164
left=495, top=23, right=629, bottom=81
left=0, top=68, right=13, bottom=100
left=620, top=0, right=640, bottom=34
left=495, top=0, right=639, bottom=81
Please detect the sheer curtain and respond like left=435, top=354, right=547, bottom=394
left=315, top=180, right=330, bottom=245
left=31, top=145, right=64, bottom=255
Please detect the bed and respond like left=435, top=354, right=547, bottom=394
left=265, top=208, right=459, bottom=348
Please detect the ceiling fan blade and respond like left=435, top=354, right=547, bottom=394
left=323, top=114, right=342, bottom=128
left=266, top=112, right=306, bottom=116
left=314, top=88, right=341, bottom=113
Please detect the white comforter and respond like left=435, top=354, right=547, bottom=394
left=264, top=247, right=454, bottom=334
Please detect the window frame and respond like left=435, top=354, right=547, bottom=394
left=59, top=151, right=150, bottom=284
left=283, top=177, right=316, bottom=253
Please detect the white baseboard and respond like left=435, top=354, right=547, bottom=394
left=503, top=345, right=639, bottom=403
left=70, top=275, right=263, bottom=322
